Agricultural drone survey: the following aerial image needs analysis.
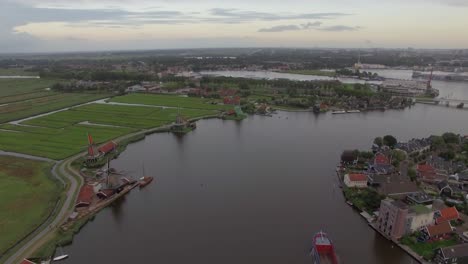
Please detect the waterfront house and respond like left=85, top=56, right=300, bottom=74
left=343, top=173, right=368, bottom=188
left=98, top=141, right=118, bottom=155
left=369, top=173, right=419, bottom=198
left=405, top=205, right=435, bottom=233
left=422, top=221, right=453, bottom=241
left=76, top=184, right=95, bottom=208
left=377, top=198, right=409, bottom=240
left=368, top=153, right=394, bottom=175
left=434, top=243, right=468, bottom=264
left=435, top=207, right=460, bottom=224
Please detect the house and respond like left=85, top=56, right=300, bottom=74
left=406, top=192, right=435, bottom=205
left=126, top=84, right=146, bottom=93
left=223, top=96, right=241, bottom=105
left=417, top=163, right=443, bottom=183
left=406, top=205, right=435, bottom=233
left=344, top=173, right=368, bottom=188
left=395, top=138, right=431, bottom=155
left=434, top=243, right=468, bottom=264
left=377, top=198, right=409, bottom=240
left=369, top=173, right=419, bottom=198
left=20, top=259, right=36, bottom=264
left=369, top=153, right=394, bottom=175
left=437, top=181, right=454, bottom=197
left=76, top=184, right=95, bottom=208
left=436, top=207, right=460, bottom=224
left=422, top=221, right=453, bottom=241
left=98, top=141, right=118, bottom=155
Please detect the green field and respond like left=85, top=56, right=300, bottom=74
left=0, top=103, right=218, bottom=159
left=0, top=156, right=60, bottom=255
left=0, top=68, right=38, bottom=76
left=0, top=93, right=111, bottom=124
left=110, top=94, right=232, bottom=110
left=283, top=69, right=337, bottom=77
left=0, top=78, right=56, bottom=97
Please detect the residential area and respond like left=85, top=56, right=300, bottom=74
left=338, top=133, right=468, bottom=263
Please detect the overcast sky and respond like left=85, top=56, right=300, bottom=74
left=1, top=0, right=467, bottom=53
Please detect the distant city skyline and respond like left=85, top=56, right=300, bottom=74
left=1, top=0, right=468, bottom=53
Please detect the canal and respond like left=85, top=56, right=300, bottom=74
left=62, top=104, right=468, bottom=264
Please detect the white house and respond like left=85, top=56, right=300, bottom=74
left=344, top=173, right=368, bottom=188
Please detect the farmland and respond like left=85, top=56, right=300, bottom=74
left=0, top=156, right=60, bottom=255
left=0, top=68, right=38, bottom=76
left=110, top=94, right=233, bottom=110
left=0, top=93, right=110, bottom=123
left=0, top=102, right=219, bottom=159
left=0, top=78, right=56, bottom=97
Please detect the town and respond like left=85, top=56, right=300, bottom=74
left=338, top=133, right=468, bottom=263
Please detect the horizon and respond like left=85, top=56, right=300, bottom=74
left=2, top=0, right=468, bottom=53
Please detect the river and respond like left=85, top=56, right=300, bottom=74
left=201, top=69, right=468, bottom=101
left=61, top=104, right=468, bottom=264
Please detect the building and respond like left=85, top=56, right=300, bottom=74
left=395, top=138, right=431, bottom=155
left=76, top=184, right=95, bottom=208
left=434, top=243, right=468, bottom=264
left=369, top=153, right=394, bottom=175
left=98, top=141, right=118, bottom=155
left=422, top=221, right=453, bottom=241
left=417, top=163, right=441, bottom=183
left=436, top=207, right=460, bottom=224
left=405, top=205, right=435, bottom=233
left=20, top=259, right=36, bottom=264
left=380, top=79, right=430, bottom=97
left=406, top=192, right=434, bottom=205
left=343, top=173, right=368, bottom=188
left=377, top=198, right=409, bottom=240
left=437, top=181, right=454, bottom=197
left=341, top=150, right=358, bottom=165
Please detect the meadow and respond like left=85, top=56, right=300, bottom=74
left=0, top=102, right=218, bottom=159
left=0, top=78, right=56, bottom=97
left=0, top=93, right=110, bottom=123
left=110, top=93, right=232, bottom=110
left=0, top=156, right=60, bottom=255
left=0, top=68, right=38, bottom=76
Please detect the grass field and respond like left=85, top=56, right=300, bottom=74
left=0, top=79, right=56, bottom=97
left=283, top=69, right=336, bottom=77
left=110, top=94, right=232, bottom=110
left=0, top=156, right=60, bottom=255
left=0, top=103, right=218, bottom=159
left=0, top=93, right=110, bottom=123
left=0, top=68, right=38, bottom=76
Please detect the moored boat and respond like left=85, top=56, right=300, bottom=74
left=346, top=110, right=361, bottom=113
left=311, top=231, right=339, bottom=264
left=331, top=110, right=346, bottom=114
left=139, top=176, right=153, bottom=188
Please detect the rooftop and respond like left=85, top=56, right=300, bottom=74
left=440, top=243, right=468, bottom=258
left=426, top=221, right=452, bottom=237
left=348, top=173, right=367, bottom=182
left=410, top=204, right=432, bottom=214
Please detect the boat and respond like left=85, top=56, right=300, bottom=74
left=457, top=103, right=464, bottom=109
left=346, top=110, right=361, bottom=113
left=311, top=231, right=339, bottom=264
left=139, top=176, right=153, bottom=188
left=139, top=163, right=153, bottom=188
left=331, top=110, right=346, bottom=114
left=53, top=247, right=69, bottom=261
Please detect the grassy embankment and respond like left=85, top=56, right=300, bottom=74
left=0, top=156, right=61, bottom=255
left=0, top=94, right=225, bottom=159
left=283, top=69, right=337, bottom=77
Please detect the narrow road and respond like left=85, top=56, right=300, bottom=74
left=3, top=159, right=78, bottom=264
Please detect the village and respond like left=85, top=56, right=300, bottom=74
left=338, top=133, right=468, bottom=263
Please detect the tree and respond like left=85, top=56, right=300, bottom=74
left=439, top=151, right=455, bottom=161
left=442, top=132, right=460, bottom=144
left=383, top=135, right=397, bottom=148
left=239, top=83, right=250, bottom=90
left=431, top=135, right=445, bottom=150
left=373, top=137, right=383, bottom=147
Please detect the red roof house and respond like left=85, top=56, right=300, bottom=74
left=98, top=141, right=117, bottom=155
left=425, top=221, right=453, bottom=238
left=76, top=184, right=94, bottom=208
left=349, top=173, right=368, bottom=182
left=21, top=259, right=36, bottom=264
left=417, top=163, right=438, bottom=182
left=436, top=207, right=460, bottom=224
left=374, top=153, right=390, bottom=165
left=344, top=173, right=368, bottom=188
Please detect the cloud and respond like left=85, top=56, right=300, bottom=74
left=319, top=25, right=361, bottom=32
left=258, top=25, right=301, bottom=32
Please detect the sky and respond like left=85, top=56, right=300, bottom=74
left=1, top=0, right=468, bottom=53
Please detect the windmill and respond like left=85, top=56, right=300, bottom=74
left=86, top=133, right=100, bottom=163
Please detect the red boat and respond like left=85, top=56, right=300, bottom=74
left=312, top=231, right=339, bottom=264
left=139, top=176, right=153, bottom=188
